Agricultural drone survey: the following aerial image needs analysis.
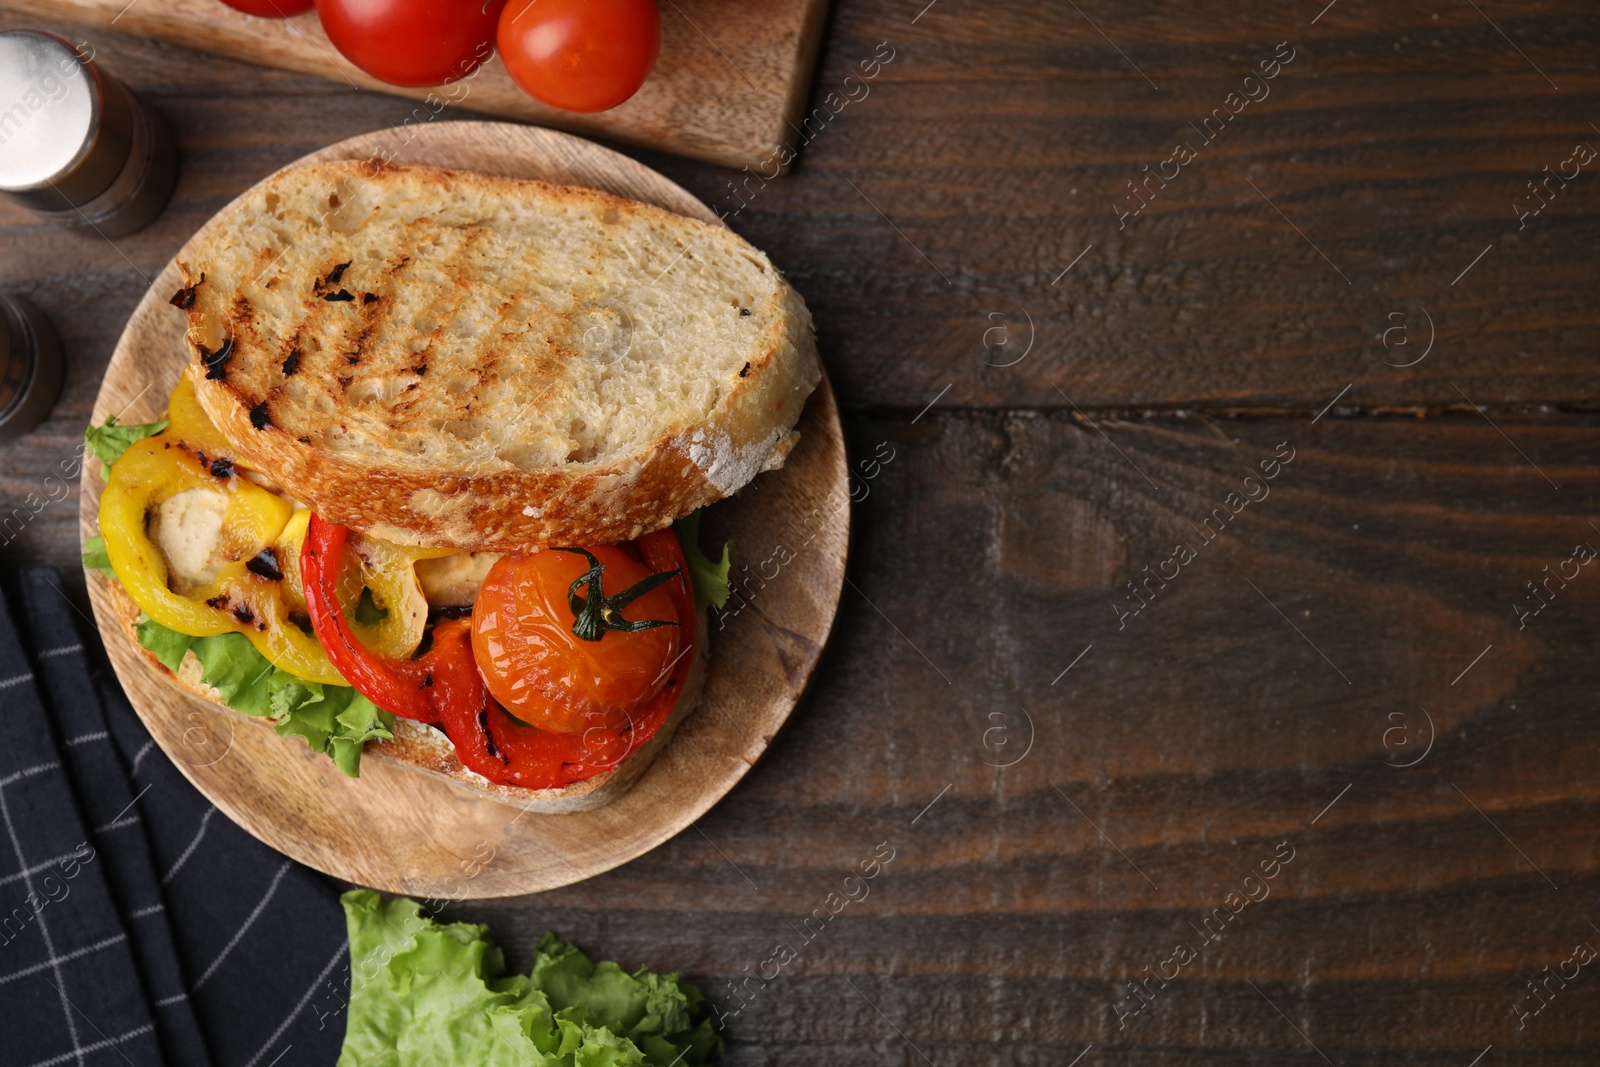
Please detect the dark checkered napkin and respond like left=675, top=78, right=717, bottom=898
left=0, top=570, right=350, bottom=1067
left=0, top=574, right=162, bottom=1067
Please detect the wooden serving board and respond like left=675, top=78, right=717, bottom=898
left=77, top=121, right=848, bottom=898
left=0, top=0, right=829, bottom=171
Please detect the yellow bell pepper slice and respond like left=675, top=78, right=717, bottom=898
left=219, top=509, right=344, bottom=685
left=165, top=369, right=234, bottom=461
left=345, top=533, right=456, bottom=659
left=100, top=429, right=293, bottom=637
left=275, top=508, right=317, bottom=618
left=273, top=512, right=450, bottom=670
left=100, top=375, right=450, bottom=685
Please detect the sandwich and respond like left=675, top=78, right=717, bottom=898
left=84, top=160, right=820, bottom=813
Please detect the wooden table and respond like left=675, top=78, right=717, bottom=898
left=2, top=3, right=1597, bottom=1063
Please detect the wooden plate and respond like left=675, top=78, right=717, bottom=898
left=77, top=121, right=848, bottom=898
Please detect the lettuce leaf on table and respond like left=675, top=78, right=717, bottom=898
left=134, top=620, right=392, bottom=777
left=338, top=891, right=721, bottom=1067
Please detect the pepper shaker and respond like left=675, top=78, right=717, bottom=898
left=0, top=29, right=177, bottom=237
left=0, top=293, right=62, bottom=443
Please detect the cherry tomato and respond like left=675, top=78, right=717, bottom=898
left=316, top=0, right=506, bottom=88
left=218, top=0, right=315, bottom=14
left=472, top=545, right=681, bottom=734
left=497, top=0, right=660, bottom=113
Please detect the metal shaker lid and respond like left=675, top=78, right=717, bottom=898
left=0, top=30, right=132, bottom=211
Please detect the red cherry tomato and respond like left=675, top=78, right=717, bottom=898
left=218, top=0, right=315, bottom=14
left=497, top=0, right=660, bottom=113
left=472, top=545, right=681, bottom=734
left=316, top=0, right=506, bottom=88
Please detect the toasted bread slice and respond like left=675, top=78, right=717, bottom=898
left=109, top=580, right=707, bottom=814
left=178, top=161, right=820, bottom=551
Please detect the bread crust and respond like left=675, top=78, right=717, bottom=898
left=109, top=580, right=707, bottom=814
left=181, top=160, right=820, bottom=552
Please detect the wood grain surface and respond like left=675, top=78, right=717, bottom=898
left=3, top=0, right=1599, bottom=1062
left=0, top=0, right=830, bottom=170
left=75, top=121, right=850, bottom=896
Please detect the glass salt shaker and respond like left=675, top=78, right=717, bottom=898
left=0, top=29, right=177, bottom=237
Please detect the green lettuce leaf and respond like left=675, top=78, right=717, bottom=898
left=339, top=891, right=722, bottom=1067
left=135, top=618, right=195, bottom=673
left=82, top=534, right=116, bottom=578
left=85, top=414, right=169, bottom=465
left=672, top=510, right=734, bottom=611
left=331, top=694, right=395, bottom=777
left=530, top=933, right=720, bottom=1065
left=270, top=677, right=393, bottom=778
left=132, top=618, right=392, bottom=777
left=188, top=631, right=277, bottom=715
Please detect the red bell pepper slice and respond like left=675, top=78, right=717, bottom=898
left=302, top=515, right=436, bottom=722
left=301, top=515, right=697, bottom=790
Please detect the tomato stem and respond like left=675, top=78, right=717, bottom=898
left=553, top=547, right=682, bottom=642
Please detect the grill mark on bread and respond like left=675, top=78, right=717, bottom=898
left=202, top=337, right=234, bottom=381
left=457, top=267, right=521, bottom=442
left=316, top=260, right=351, bottom=293
left=169, top=273, right=202, bottom=310
left=222, top=286, right=275, bottom=415
left=229, top=294, right=255, bottom=334
left=323, top=246, right=419, bottom=421
left=344, top=325, right=372, bottom=369
left=404, top=222, right=482, bottom=430
left=395, top=230, right=457, bottom=425
left=458, top=229, right=511, bottom=404
left=341, top=254, right=398, bottom=378
left=383, top=227, right=449, bottom=396
left=384, top=251, right=432, bottom=417
left=297, top=262, right=342, bottom=392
